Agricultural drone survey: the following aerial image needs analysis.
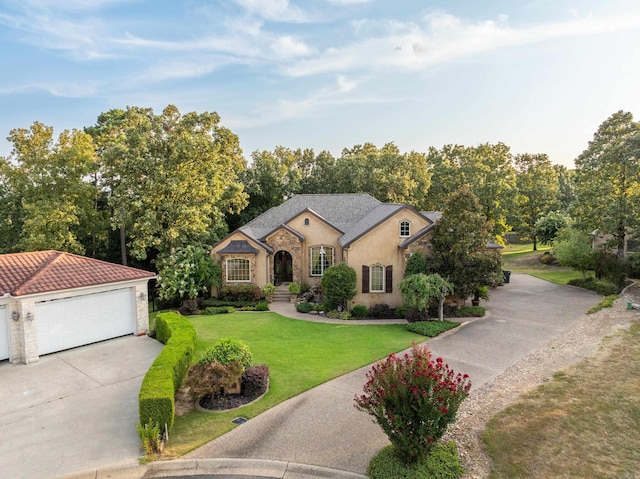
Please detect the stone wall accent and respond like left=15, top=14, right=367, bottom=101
left=266, top=229, right=303, bottom=284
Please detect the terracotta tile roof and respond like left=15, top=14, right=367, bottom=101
left=0, top=250, right=155, bottom=297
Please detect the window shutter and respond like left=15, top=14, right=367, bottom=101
left=362, top=265, right=370, bottom=293
left=385, top=265, right=393, bottom=293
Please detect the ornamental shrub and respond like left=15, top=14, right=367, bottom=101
left=296, top=302, right=314, bottom=313
left=625, top=253, right=640, bottom=279
left=185, top=360, right=243, bottom=398
left=199, top=338, right=253, bottom=371
left=321, top=262, right=357, bottom=310
left=351, top=304, right=369, bottom=318
left=219, top=284, right=263, bottom=302
left=242, top=364, right=270, bottom=397
left=255, top=300, right=269, bottom=311
left=355, top=344, right=471, bottom=464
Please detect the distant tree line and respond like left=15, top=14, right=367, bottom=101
left=1, top=107, right=638, bottom=271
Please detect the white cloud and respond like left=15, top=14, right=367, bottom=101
left=0, top=82, right=99, bottom=97
left=327, top=0, right=374, bottom=4
left=234, top=0, right=310, bottom=23
left=270, top=35, right=311, bottom=58
left=283, top=10, right=640, bottom=77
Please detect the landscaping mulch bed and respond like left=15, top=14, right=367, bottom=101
left=198, top=383, right=269, bottom=412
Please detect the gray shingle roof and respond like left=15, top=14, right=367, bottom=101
left=340, top=204, right=405, bottom=247
left=421, top=211, right=442, bottom=223
left=240, top=194, right=382, bottom=241
left=217, top=240, right=260, bottom=255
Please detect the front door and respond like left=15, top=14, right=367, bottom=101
left=274, top=250, right=293, bottom=284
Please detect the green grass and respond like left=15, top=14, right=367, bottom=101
left=501, top=246, right=591, bottom=286
left=164, top=311, right=424, bottom=457
left=368, top=443, right=465, bottom=479
left=503, top=243, right=551, bottom=255
left=588, top=294, right=619, bottom=314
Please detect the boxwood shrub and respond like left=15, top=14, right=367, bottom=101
left=139, top=311, right=196, bottom=434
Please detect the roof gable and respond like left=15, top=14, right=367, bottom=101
left=0, top=251, right=155, bottom=297
left=240, top=194, right=381, bottom=242
left=340, top=204, right=432, bottom=248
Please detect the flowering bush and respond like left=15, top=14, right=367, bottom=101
left=355, top=344, right=471, bottom=464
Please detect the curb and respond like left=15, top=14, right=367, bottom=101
left=59, top=459, right=368, bottom=479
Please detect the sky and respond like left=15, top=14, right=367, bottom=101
left=1, top=0, right=640, bottom=167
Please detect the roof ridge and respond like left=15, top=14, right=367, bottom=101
left=12, top=250, right=63, bottom=295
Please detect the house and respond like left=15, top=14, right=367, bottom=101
left=591, top=230, right=639, bottom=257
left=212, top=193, right=483, bottom=309
left=0, top=250, right=155, bottom=364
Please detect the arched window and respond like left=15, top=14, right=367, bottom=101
left=370, top=264, right=385, bottom=292
left=226, top=258, right=250, bottom=282
left=310, top=246, right=334, bottom=276
left=400, top=221, right=411, bottom=237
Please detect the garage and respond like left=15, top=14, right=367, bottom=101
left=0, top=306, right=9, bottom=360
left=36, top=288, right=135, bottom=356
left=0, top=250, right=155, bottom=364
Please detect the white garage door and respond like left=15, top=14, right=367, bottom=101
left=36, top=288, right=135, bottom=356
left=0, top=306, right=9, bottom=360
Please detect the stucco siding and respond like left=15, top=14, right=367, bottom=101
left=346, top=210, right=432, bottom=308
left=287, top=213, right=343, bottom=287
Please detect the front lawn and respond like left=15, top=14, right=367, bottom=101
left=502, top=247, right=590, bottom=285
left=163, top=311, right=425, bottom=457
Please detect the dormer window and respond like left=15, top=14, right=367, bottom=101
left=400, top=221, right=410, bottom=237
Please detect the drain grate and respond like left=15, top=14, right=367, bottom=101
left=231, top=417, right=248, bottom=425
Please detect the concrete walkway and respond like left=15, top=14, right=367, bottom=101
left=61, top=274, right=601, bottom=479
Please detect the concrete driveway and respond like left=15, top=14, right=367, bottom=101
left=185, top=274, right=601, bottom=475
left=0, top=335, right=163, bottom=479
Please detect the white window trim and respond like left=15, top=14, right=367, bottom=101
left=400, top=221, right=411, bottom=237
left=226, top=258, right=251, bottom=283
left=370, top=264, right=385, bottom=293
left=310, top=245, right=334, bottom=277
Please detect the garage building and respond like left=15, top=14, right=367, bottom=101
left=0, top=250, right=155, bottom=364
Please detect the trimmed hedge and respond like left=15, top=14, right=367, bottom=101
left=218, top=284, right=263, bottom=302
left=139, top=312, right=196, bottom=434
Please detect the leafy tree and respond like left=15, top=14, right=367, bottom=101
left=553, top=227, right=595, bottom=279
left=334, top=143, right=432, bottom=209
left=399, top=273, right=453, bottom=321
left=426, top=143, right=516, bottom=242
left=228, top=146, right=308, bottom=229
left=404, top=251, right=429, bottom=276
left=431, top=186, right=500, bottom=301
left=513, top=153, right=559, bottom=250
left=573, top=110, right=640, bottom=260
left=321, top=262, right=357, bottom=311
left=553, top=164, right=577, bottom=212
left=88, top=105, right=248, bottom=262
left=156, top=245, right=221, bottom=302
left=534, top=211, right=570, bottom=246
left=0, top=122, right=97, bottom=254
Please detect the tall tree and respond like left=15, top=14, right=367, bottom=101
left=513, top=153, right=559, bottom=251
left=335, top=143, right=432, bottom=209
left=426, top=143, right=516, bottom=242
left=430, top=186, right=500, bottom=301
left=573, top=111, right=640, bottom=259
left=89, top=105, right=247, bottom=262
left=0, top=122, right=96, bottom=254
left=552, top=164, right=577, bottom=212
